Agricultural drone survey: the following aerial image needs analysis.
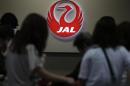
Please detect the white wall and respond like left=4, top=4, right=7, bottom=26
left=0, top=0, right=130, bottom=52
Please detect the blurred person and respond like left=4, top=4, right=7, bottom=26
left=0, top=13, right=18, bottom=82
left=116, top=21, right=130, bottom=86
left=116, top=21, right=130, bottom=50
left=77, top=16, right=130, bottom=86
left=5, top=13, right=74, bottom=86
left=68, top=32, right=93, bottom=80
left=0, top=13, right=19, bottom=49
left=0, top=26, right=14, bottom=81
left=51, top=32, right=93, bottom=86
left=73, top=32, right=93, bottom=55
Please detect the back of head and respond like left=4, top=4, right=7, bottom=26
left=0, top=13, right=18, bottom=28
left=12, top=13, right=48, bottom=56
left=0, top=25, right=14, bottom=41
left=117, top=21, right=130, bottom=50
left=73, top=32, right=93, bottom=53
left=92, top=16, right=117, bottom=48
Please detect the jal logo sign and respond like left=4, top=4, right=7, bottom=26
left=48, top=0, right=84, bottom=40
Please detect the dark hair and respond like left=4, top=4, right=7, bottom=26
left=0, top=13, right=18, bottom=28
left=0, top=25, right=14, bottom=41
left=73, top=32, right=93, bottom=52
left=11, top=13, right=48, bottom=56
left=92, top=16, right=117, bottom=48
left=116, top=21, right=130, bottom=50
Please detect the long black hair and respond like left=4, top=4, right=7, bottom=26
left=116, top=21, right=130, bottom=50
left=11, top=13, right=48, bottom=56
left=92, top=16, right=117, bottom=48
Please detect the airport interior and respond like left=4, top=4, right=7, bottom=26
left=0, top=0, right=130, bottom=86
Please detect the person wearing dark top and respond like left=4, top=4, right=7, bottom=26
left=0, top=25, right=14, bottom=81
left=51, top=32, right=93, bottom=86
left=0, top=13, right=18, bottom=81
left=67, top=32, right=93, bottom=80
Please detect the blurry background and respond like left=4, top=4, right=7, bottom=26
left=0, top=0, right=130, bottom=75
left=0, top=0, right=130, bottom=53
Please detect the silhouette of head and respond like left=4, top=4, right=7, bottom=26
left=74, top=32, right=93, bottom=53
left=0, top=13, right=18, bottom=28
left=93, top=16, right=117, bottom=48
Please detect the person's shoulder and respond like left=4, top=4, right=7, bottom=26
left=87, top=45, right=101, bottom=53
left=26, top=44, right=36, bottom=51
left=115, top=46, right=130, bottom=57
left=116, top=46, right=128, bottom=52
left=26, top=44, right=39, bottom=55
left=83, top=46, right=101, bottom=59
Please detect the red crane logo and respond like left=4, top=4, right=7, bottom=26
left=48, top=0, right=84, bottom=40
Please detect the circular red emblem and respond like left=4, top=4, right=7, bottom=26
left=48, top=0, right=84, bottom=40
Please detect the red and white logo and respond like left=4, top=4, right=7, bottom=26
left=48, top=0, right=84, bottom=40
